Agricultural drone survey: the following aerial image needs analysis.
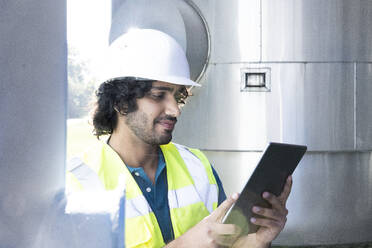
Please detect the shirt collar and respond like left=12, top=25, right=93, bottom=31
left=126, top=148, right=166, bottom=175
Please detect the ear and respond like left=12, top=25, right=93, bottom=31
left=114, top=105, right=127, bottom=116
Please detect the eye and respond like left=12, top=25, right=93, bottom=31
left=149, top=92, right=165, bottom=101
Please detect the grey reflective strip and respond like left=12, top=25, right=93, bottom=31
left=205, top=184, right=218, bottom=212
left=125, top=194, right=153, bottom=218
left=173, top=143, right=218, bottom=213
left=68, top=157, right=104, bottom=191
left=168, top=186, right=199, bottom=209
left=168, top=184, right=218, bottom=212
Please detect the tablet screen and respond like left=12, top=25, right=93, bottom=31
left=222, top=142, right=307, bottom=235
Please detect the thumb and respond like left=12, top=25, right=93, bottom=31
left=209, top=193, right=239, bottom=222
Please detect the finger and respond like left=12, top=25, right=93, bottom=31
left=250, top=216, right=286, bottom=230
left=209, top=193, right=239, bottom=221
left=278, top=175, right=293, bottom=204
left=262, top=192, right=283, bottom=210
left=252, top=206, right=288, bottom=222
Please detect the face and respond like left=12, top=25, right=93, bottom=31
left=124, top=81, right=186, bottom=145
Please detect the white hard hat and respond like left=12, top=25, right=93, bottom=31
left=105, top=28, right=200, bottom=87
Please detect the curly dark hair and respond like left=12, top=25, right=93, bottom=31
left=91, top=77, right=189, bottom=138
left=92, top=77, right=154, bottom=138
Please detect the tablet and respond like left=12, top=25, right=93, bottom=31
left=222, top=142, right=307, bottom=235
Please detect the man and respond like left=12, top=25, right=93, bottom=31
left=67, top=29, right=291, bottom=248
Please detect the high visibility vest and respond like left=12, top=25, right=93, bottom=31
left=67, top=141, right=219, bottom=248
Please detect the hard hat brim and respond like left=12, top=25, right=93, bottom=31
left=110, top=73, right=201, bottom=87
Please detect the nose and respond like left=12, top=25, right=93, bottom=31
left=164, top=96, right=181, bottom=117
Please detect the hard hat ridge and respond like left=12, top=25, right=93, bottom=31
left=105, top=28, right=200, bottom=87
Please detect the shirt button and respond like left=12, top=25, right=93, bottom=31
left=146, top=187, right=151, bottom=193
left=134, top=172, right=140, bottom=176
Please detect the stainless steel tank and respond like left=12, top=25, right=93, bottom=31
left=110, top=0, right=372, bottom=246
left=173, top=0, right=372, bottom=246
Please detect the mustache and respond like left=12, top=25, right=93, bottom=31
left=154, top=115, right=177, bottom=123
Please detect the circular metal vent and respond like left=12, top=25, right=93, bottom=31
left=109, top=0, right=210, bottom=83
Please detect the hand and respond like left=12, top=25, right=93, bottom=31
left=234, top=175, right=293, bottom=248
left=165, top=193, right=242, bottom=248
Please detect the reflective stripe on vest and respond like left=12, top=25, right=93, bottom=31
left=67, top=141, right=218, bottom=248
left=125, top=194, right=152, bottom=218
left=162, top=143, right=218, bottom=238
left=68, top=157, right=104, bottom=190
left=173, top=143, right=218, bottom=213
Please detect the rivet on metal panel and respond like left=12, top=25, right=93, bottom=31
left=240, top=67, right=271, bottom=92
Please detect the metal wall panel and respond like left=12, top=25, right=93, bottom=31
left=262, top=0, right=372, bottom=62
left=192, top=0, right=261, bottom=63
left=356, top=63, right=372, bottom=150
left=174, top=63, right=278, bottom=150
left=300, top=63, right=355, bottom=151
left=275, top=152, right=372, bottom=245
left=175, top=63, right=355, bottom=151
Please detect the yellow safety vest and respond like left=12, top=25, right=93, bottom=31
left=67, top=141, right=218, bottom=248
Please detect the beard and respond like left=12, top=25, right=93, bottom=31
left=125, top=110, right=173, bottom=145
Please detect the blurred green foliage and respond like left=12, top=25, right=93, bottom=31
left=68, top=46, right=96, bottom=118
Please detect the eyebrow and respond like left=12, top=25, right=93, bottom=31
left=151, top=86, right=176, bottom=92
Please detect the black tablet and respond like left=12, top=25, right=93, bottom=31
left=222, top=142, right=307, bottom=235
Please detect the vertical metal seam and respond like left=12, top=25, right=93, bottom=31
left=354, top=62, right=357, bottom=150
left=259, top=0, right=262, bottom=62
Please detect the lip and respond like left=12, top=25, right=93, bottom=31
left=157, top=120, right=177, bottom=130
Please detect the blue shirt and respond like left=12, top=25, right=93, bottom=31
left=126, top=149, right=226, bottom=243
